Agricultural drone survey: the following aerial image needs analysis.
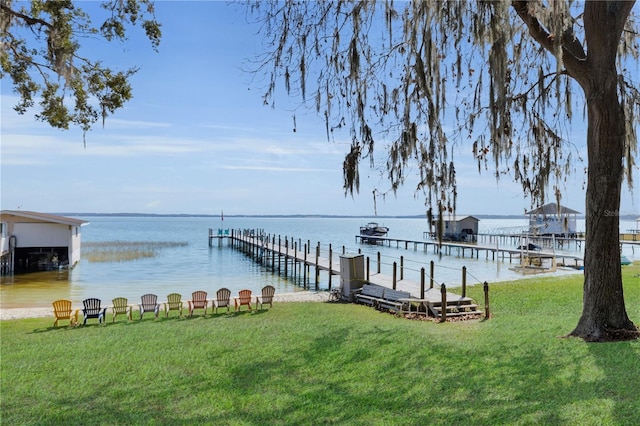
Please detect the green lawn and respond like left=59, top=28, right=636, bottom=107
left=1, top=264, right=639, bottom=425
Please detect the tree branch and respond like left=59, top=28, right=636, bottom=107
left=511, top=0, right=587, bottom=77
left=511, top=1, right=554, bottom=52
left=0, top=3, right=53, bottom=30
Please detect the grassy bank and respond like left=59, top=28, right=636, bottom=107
left=1, top=264, right=639, bottom=425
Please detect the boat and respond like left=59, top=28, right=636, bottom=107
left=359, top=222, right=389, bottom=237
left=517, top=243, right=541, bottom=251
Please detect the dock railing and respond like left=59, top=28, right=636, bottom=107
left=223, top=228, right=487, bottom=298
left=219, top=228, right=491, bottom=320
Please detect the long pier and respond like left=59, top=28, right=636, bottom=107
left=209, top=228, right=481, bottom=300
left=355, top=234, right=584, bottom=268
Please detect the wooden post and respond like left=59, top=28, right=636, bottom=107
left=440, top=283, right=447, bottom=322
left=377, top=252, right=381, bottom=274
left=294, top=241, right=298, bottom=280
left=315, top=242, right=320, bottom=290
left=328, top=244, right=332, bottom=290
left=420, top=267, right=425, bottom=299
left=256, top=234, right=260, bottom=259
left=269, top=234, right=273, bottom=266
left=400, top=256, right=404, bottom=280
left=303, top=243, right=308, bottom=286
left=430, top=260, right=435, bottom=289
left=284, top=238, right=288, bottom=277
left=392, top=262, right=397, bottom=290
left=278, top=236, right=281, bottom=273
left=462, top=266, right=467, bottom=298
left=483, top=281, right=490, bottom=319
left=366, top=256, right=370, bottom=281
left=271, top=236, right=275, bottom=269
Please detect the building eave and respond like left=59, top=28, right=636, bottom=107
left=0, top=210, right=89, bottom=227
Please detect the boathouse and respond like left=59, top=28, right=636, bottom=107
left=0, top=210, right=88, bottom=274
left=526, top=203, right=579, bottom=237
left=431, top=215, right=479, bottom=242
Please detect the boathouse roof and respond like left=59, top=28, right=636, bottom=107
left=525, top=203, right=580, bottom=216
left=0, top=210, right=88, bottom=226
left=438, top=215, right=480, bottom=222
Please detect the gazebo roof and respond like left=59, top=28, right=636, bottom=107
left=525, top=203, right=581, bottom=215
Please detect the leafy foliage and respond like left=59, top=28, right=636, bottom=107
left=247, top=1, right=639, bottom=216
left=0, top=0, right=161, bottom=142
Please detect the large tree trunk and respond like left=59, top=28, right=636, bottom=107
left=567, top=1, right=638, bottom=341
left=512, top=2, right=638, bottom=341
left=568, top=82, right=637, bottom=341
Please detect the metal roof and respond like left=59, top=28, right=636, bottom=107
left=525, top=203, right=581, bottom=215
left=434, top=215, right=480, bottom=222
left=0, top=210, right=88, bottom=226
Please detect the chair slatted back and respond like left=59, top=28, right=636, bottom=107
left=235, top=289, right=253, bottom=312
left=216, top=288, right=231, bottom=307
left=112, top=297, right=131, bottom=322
left=52, top=299, right=77, bottom=327
left=112, top=297, right=129, bottom=314
left=261, top=286, right=275, bottom=303
left=139, top=294, right=160, bottom=320
left=82, top=298, right=106, bottom=325
left=53, top=299, right=73, bottom=318
left=188, top=290, right=208, bottom=316
left=82, top=298, right=102, bottom=316
left=164, top=293, right=183, bottom=317
left=191, top=291, right=207, bottom=309
left=258, top=285, right=275, bottom=309
left=141, top=294, right=158, bottom=311
left=166, top=293, right=182, bottom=309
left=238, top=289, right=252, bottom=304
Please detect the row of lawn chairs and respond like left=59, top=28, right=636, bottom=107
left=51, top=286, right=276, bottom=327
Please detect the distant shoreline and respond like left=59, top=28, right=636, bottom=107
left=53, top=212, right=638, bottom=220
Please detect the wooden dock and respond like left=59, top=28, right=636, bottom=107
left=355, top=234, right=584, bottom=269
left=211, top=229, right=485, bottom=319
left=211, top=228, right=482, bottom=300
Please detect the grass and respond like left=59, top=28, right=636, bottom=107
left=83, top=241, right=188, bottom=262
left=1, top=264, right=639, bottom=425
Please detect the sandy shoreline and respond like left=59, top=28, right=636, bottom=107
left=0, top=291, right=331, bottom=321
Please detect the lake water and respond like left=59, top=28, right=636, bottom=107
left=1, top=216, right=638, bottom=309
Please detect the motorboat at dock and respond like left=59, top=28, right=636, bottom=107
left=359, top=222, right=389, bottom=237
left=359, top=222, right=389, bottom=243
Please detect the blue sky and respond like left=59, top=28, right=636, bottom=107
left=1, top=1, right=638, bottom=217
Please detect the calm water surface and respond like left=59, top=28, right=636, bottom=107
left=1, top=216, right=637, bottom=309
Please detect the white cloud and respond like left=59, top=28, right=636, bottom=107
left=221, top=165, right=333, bottom=173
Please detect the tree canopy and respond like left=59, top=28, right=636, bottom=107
left=246, top=0, right=640, bottom=341
left=248, top=1, right=638, bottom=213
left=1, top=0, right=161, bottom=142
